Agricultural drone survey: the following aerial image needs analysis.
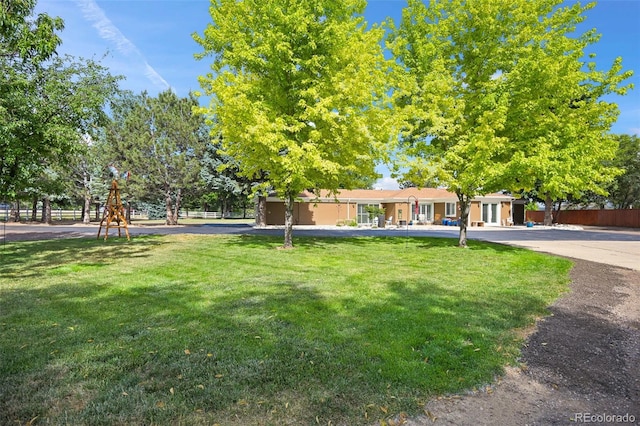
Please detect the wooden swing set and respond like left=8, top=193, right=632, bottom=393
left=97, top=179, right=130, bottom=241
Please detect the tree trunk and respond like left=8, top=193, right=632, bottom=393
left=31, top=198, right=38, bottom=222
left=173, top=188, right=182, bottom=225
left=83, top=194, right=92, bottom=224
left=222, top=198, right=228, bottom=219
left=283, top=193, right=294, bottom=249
left=83, top=171, right=92, bottom=224
left=544, top=194, right=554, bottom=226
left=255, top=195, right=267, bottom=227
left=10, top=200, right=20, bottom=222
left=42, top=197, right=52, bottom=224
left=552, top=200, right=563, bottom=225
left=165, top=190, right=175, bottom=225
left=457, top=193, right=471, bottom=248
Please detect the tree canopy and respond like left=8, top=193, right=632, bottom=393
left=390, top=0, right=632, bottom=243
left=194, top=0, right=391, bottom=247
left=201, top=135, right=248, bottom=217
left=1, top=0, right=63, bottom=198
left=105, top=90, right=208, bottom=225
left=499, top=1, right=632, bottom=224
left=602, top=134, right=640, bottom=209
left=0, top=0, right=63, bottom=65
left=1, top=1, right=120, bottom=200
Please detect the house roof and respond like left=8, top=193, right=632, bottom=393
left=267, top=188, right=513, bottom=203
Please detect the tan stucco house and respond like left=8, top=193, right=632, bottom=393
left=265, top=188, right=514, bottom=227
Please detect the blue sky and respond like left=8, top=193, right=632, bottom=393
left=36, top=0, right=639, bottom=189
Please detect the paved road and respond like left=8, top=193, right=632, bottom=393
left=2, top=222, right=639, bottom=271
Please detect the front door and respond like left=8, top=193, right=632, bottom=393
left=412, top=203, right=433, bottom=223
left=482, top=203, right=500, bottom=225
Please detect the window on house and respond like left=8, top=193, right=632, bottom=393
left=414, top=203, right=433, bottom=222
left=357, top=203, right=376, bottom=224
left=482, top=203, right=500, bottom=224
left=445, top=202, right=457, bottom=217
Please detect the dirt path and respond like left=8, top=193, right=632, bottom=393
left=407, top=259, right=640, bottom=425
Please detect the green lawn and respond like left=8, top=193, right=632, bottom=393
left=0, top=235, right=571, bottom=425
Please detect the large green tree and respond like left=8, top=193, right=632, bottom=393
left=390, top=0, right=519, bottom=247
left=106, top=90, right=208, bottom=225
left=500, top=2, right=632, bottom=225
left=194, top=0, right=391, bottom=248
left=1, top=0, right=63, bottom=199
left=1, top=1, right=120, bottom=202
left=2, top=54, right=120, bottom=208
left=391, top=0, right=632, bottom=244
left=28, top=55, right=119, bottom=201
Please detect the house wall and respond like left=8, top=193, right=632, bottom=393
left=266, top=201, right=358, bottom=225
left=501, top=201, right=512, bottom=225
left=296, top=203, right=316, bottom=225
left=434, top=203, right=445, bottom=223
left=385, top=202, right=426, bottom=225
left=266, top=198, right=512, bottom=226
left=266, top=202, right=286, bottom=225
left=380, top=201, right=483, bottom=225
left=467, top=200, right=512, bottom=226
left=382, top=203, right=401, bottom=224
left=469, top=202, right=481, bottom=224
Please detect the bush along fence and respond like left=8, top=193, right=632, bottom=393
left=527, top=209, right=640, bottom=228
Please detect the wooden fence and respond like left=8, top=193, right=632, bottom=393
left=527, top=209, right=640, bottom=228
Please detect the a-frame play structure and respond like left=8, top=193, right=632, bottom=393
left=97, top=179, right=130, bottom=241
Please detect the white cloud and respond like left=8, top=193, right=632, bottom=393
left=75, top=0, right=170, bottom=91
left=144, top=63, right=170, bottom=91
left=374, top=176, right=400, bottom=190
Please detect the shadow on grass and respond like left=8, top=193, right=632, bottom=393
left=0, top=243, right=560, bottom=425
left=226, top=233, right=527, bottom=254
left=0, top=236, right=166, bottom=280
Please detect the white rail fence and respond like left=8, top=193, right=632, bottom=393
left=1, top=208, right=147, bottom=221
left=1, top=208, right=250, bottom=221
left=180, top=211, right=254, bottom=219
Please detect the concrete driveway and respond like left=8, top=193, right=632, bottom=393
left=2, top=222, right=638, bottom=271
left=467, top=226, right=640, bottom=271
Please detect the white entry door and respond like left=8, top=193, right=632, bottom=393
left=482, top=203, right=500, bottom=225
left=413, top=203, right=433, bottom=223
